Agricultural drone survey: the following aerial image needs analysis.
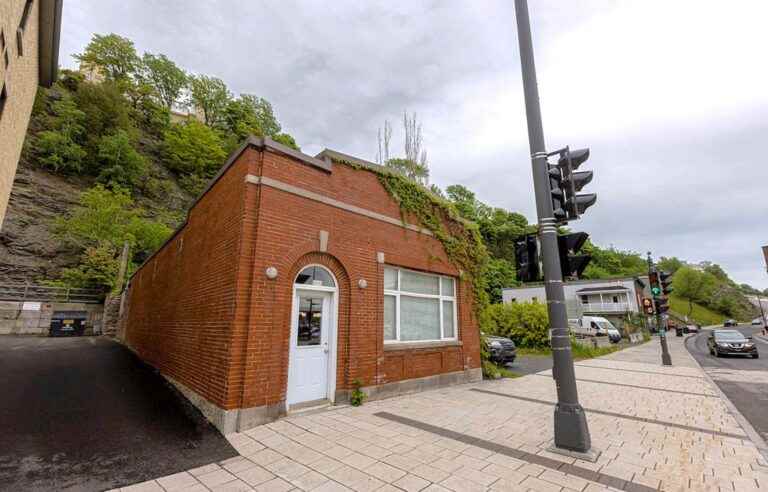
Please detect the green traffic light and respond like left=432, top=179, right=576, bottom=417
left=652, top=287, right=661, bottom=295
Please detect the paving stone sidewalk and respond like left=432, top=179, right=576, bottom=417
left=112, top=336, right=768, bottom=492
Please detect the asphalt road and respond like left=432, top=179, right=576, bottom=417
left=0, top=336, right=237, bottom=492
left=686, top=324, right=768, bottom=444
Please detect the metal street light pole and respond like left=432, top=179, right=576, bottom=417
left=513, top=0, right=592, bottom=455
left=647, top=252, right=672, bottom=366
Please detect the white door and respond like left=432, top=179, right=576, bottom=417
left=288, top=290, right=332, bottom=406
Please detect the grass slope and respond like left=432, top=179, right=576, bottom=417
left=669, top=294, right=725, bottom=326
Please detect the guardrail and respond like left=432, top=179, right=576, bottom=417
left=0, top=284, right=105, bottom=304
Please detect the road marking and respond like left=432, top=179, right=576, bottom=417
left=374, top=411, right=657, bottom=492
left=531, top=373, right=717, bottom=397
left=470, top=388, right=746, bottom=440
left=573, top=363, right=705, bottom=379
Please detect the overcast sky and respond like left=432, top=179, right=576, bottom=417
left=59, top=0, right=768, bottom=289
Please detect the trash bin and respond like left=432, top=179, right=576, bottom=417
left=675, top=327, right=683, bottom=337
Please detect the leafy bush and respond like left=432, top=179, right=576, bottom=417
left=54, top=185, right=172, bottom=290
left=95, top=130, right=147, bottom=186
left=36, top=131, right=87, bottom=173
left=162, top=120, right=226, bottom=178
left=350, top=379, right=366, bottom=407
left=485, top=302, right=550, bottom=349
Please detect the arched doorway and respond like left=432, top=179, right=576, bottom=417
left=287, top=265, right=339, bottom=409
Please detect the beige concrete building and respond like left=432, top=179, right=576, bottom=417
left=0, top=0, right=62, bottom=230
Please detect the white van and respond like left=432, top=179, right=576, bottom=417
left=570, top=316, right=622, bottom=343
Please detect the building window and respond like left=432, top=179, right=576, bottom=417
left=581, top=295, right=589, bottom=304
left=612, top=295, right=619, bottom=303
left=383, top=266, right=457, bottom=343
left=16, top=0, right=34, bottom=57
left=532, top=297, right=538, bottom=303
left=295, top=265, right=336, bottom=288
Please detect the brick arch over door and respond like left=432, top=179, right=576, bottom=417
left=284, top=252, right=352, bottom=400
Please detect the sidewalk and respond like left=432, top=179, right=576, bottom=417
left=113, top=337, right=768, bottom=492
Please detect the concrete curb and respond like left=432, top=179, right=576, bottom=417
left=683, top=333, right=768, bottom=462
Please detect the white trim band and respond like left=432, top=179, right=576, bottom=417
left=245, top=174, right=432, bottom=236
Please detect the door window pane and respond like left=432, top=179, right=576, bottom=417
left=400, top=296, right=440, bottom=341
left=400, top=270, right=439, bottom=295
left=297, top=297, right=322, bottom=346
left=441, top=277, right=455, bottom=297
left=443, top=300, right=455, bottom=338
left=384, top=295, right=396, bottom=340
left=384, top=267, right=398, bottom=290
left=295, top=266, right=335, bottom=287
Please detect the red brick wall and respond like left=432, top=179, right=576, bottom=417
left=123, top=152, right=255, bottom=409
left=124, top=142, right=481, bottom=413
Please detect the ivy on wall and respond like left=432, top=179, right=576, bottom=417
left=335, top=159, right=500, bottom=378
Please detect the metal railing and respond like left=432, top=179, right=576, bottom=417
left=0, top=283, right=105, bottom=304
left=579, top=302, right=631, bottom=313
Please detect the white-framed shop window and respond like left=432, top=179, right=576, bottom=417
left=383, top=266, right=458, bottom=343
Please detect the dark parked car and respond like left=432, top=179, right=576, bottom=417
left=683, top=324, right=700, bottom=334
left=723, top=319, right=737, bottom=327
left=707, top=330, right=758, bottom=358
left=486, top=335, right=517, bottom=365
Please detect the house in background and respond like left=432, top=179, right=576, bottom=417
left=119, top=137, right=482, bottom=434
left=502, top=276, right=649, bottom=330
left=0, top=0, right=62, bottom=230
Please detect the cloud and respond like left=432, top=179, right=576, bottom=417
left=59, top=0, right=768, bottom=288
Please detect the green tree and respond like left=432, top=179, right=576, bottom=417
left=73, top=81, right=134, bottom=153
left=271, top=132, right=300, bottom=151
left=74, top=33, right=141, bottom=81
left=657, top=256, right=684, bottom=274
left=34, top=97, right=87, bottom=173
left=485, top=258, right=518, bottom=303
left=672, top=266, right=718, bottom=318
left=162, top=120, right=227, bottom=179
left=59, top=242, right=121, bottom=289
left=485, top=302, right=550, bottom=349
left=189, top=75, right=231, bottom=127
left=95, top=130, right=147, bottom=187
left=141, top=53, right=188, bottom=109
left=55, top=185, right=172, bottom=290
left=223, top=94, right=281, bottom=139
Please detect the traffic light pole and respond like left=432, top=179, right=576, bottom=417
left=647, top=253, right=672, bottom=366
left=514, top=0, right=593, bottom=457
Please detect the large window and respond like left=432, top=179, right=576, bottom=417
left=384, top=266, right=457, bottom=343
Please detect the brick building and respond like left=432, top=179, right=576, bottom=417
left=0, top=0, right=62, bottom=230
left=121, top=137, right=482, bottom=434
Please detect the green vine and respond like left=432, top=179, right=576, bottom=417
left=335, top=160, right=495, bottom=375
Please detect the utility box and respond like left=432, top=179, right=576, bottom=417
left=49, top=311, right=87, bottom=337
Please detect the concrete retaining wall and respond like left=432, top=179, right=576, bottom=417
left=0, top=301, right=104, bottom=335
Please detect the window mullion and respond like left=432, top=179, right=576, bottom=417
left=395, top=293, right=400, bottom=342
left=439, top=295, right=444, bottom=340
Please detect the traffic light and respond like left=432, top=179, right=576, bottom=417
left=648, top=271, right=661, bottom=297
left=557, top=232, right=591, bottom=279
left=548, top=164, right=567, bottom=222
left=659, top=271, right=673, bottom=296
left=514, top=234, right=540, bottom=282
left=558, top=148, right=597, bottom=221
left=654, top=297, right=669, bottom=315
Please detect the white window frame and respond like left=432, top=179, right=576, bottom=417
left=383, top=266, right=458, bottom=344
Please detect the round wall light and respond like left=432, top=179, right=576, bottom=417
left=358, top=278, right=368, bottom=289
left=265, top=266, right=278, bottom=279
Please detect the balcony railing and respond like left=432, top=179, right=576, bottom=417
left=579, top=302, right=630, bottom=313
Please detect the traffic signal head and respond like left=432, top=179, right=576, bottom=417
left=514, top=234, right=540, bottom=282
left=654, top=297, right=669, bottom=315
left=659, top=271, right=673, bottom=296
left=648, top=271, right=661, bottom=296
left=548, top=165, right=567, bottom=222
left=558, top=232, right=591, bottom=279
left=558, top=147, right=597, bottom=221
